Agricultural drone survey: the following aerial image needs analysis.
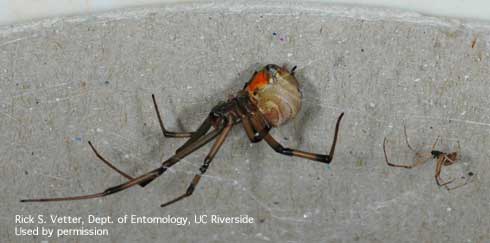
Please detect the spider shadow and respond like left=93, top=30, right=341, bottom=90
left=168, top=63, right=260, bottom=132
left=288, top=65, right=324, bottom=149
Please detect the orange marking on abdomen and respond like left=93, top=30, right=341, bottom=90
left=247, top=71, right=268, bottom=94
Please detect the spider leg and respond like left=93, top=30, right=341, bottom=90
left=20, top=168, right=164, bottom=202
left=261, top=113, right=344, bottom=164
left=236, top=97, right=271, bottom=143
left=383, top=138, right=431, bottom=168
left=290, top=65, right=297, bottom=76
left=161, top=117, right=233, bottom=207
left=85, top=108, right=216, bottom=186
left=443, top=154, right=458, bottom=165
left=445, top=181, right=467, bottom=191
left=175, top=116, right=213, bottom=154
left=242, top=115, right=258, bottom=141
left=152, top=94, right=203, bottom=138
left=383, top=137, right=410, bottom=168
left=446, top=141, right=461, bottom=165
left=442, top=141, right=467, bottom=190
left=88, top=141, right=135, bottom=181
left=445, top=172, right=474, bottom=191
left=241, top=114, right=270, bottom=143
left=432, top=136, right=440, bottom=150
left=143, top=118, right=225, bottom=187
left=154, top=93, right=217, bottom=155
left=20, top=119, right=226, bottom=203
left=435, top=156, right=455, bottom=187
left=403, top=125, right=417, bottom=153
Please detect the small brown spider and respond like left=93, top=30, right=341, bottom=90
left=21, top=64, right=344, bottom=207
left=383, top=126, right=473, bottom=190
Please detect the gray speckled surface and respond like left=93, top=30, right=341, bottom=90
left=1, top=2, right=490, bottom=242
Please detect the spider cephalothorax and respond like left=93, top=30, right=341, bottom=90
left=21, top=64, right=344, bottom=207
left=245, top=64, right=301, bottom=127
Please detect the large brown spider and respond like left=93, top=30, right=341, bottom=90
left=383, top=125, right=473, bottom=190
left=22, top=64, right=344, bottom=207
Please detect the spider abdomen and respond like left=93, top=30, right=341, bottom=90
left=255, top=79, right=301, bottom=126
left=245, top=64, right=302, bottom=127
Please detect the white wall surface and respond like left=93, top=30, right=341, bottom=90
left=1, top=0, right=490, bottom=26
